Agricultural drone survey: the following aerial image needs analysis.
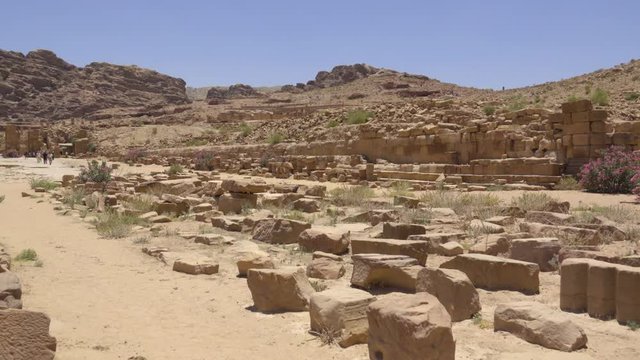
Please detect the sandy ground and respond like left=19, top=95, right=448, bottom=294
left=1, top=157, right=639, bottom=359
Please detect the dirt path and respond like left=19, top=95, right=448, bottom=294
left=0, top=181, right=367, bottom=360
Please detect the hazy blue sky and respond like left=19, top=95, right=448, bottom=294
left=2, top=1, right=639, bottom=89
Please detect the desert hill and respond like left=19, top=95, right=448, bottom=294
left=0, top=49, right=190, bottom=123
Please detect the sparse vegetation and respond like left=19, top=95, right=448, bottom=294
left=123, top=194, right=155, bottom=213
left=590, top=88, right=610, bottom=106
left=482, top=105, right=496, bottom=116
left=15, top=248, right=38, bottom=262
left=310, top=280, right=328, bottom=292
left=29, top=178, right=59, bottom=191
left=625, top=92, right=640, bottom=101
left=628, top=321, right=640, bottom=331
left=184, top=138, right=208, bottom=147
left=506, top=95, right=527, bottom=112
left=345, top=109, right=373, bottom=125
left=0, top=195, right=4, bottom=204
left=267, top=132, right=285, bottom=145
left=309, top=327, right=340, bottom=346
left=554, top=176, right=581, bottom=190
left=239, top=122, right=253, bottom=137
left=387, top=181, right=413, bottom=197
left=166, top=164, right=184, bottom=175
left=94, top=211, right=145, bottom=239
left=397, top=208, right=433, bottom=225
left=34, top=260, right=44, bottom=267
left=509, top=192, right=557, bottom=211
left=329, top=185, right=375, bottom=207
left=61, top=188, right=86, bottom=209
left=419, top=191, right=501, bottom=218
left=472, top=313, right=492, bottom=329
left=326, top=119, right=339, bottom=128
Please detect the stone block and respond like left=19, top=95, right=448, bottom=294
left=440, top=254, right=540, bottom=294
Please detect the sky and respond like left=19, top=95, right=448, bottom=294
left=1, top=0, right=639, bottom=89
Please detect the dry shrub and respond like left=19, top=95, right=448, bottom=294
left=509, top=192, right=557, bottom=212
left=329, top=185, right=375, bottom=207
left=420, top=191, right=501, bottom=218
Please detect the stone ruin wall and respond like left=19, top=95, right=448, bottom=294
left=151, top=100, right=640, bottom=186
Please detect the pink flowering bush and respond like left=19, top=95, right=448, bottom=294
left=578, top=147, right=640, bottom=194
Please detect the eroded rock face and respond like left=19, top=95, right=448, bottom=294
left=306, top=257, right=345, bottom=280
left=494, top=302, right=588, bottom=352
left=367, top=292, right=455, bottom=360
left=246, top=267, right=315, bottom=312
left=309, top=288, right=376, bottom=347
left=0, top=49, right=189, bottom=122
left=0, top=309, right=57, bottom=360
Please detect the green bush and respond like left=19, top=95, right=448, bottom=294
left=482, top=105, right=496, bottom=116
left=625, top=92, right=640, bottom=101
left=29, top=178, right=59, bottom=191
left=591, top=88, right=609, bottom=106
left=0, top=195, right=4, bottom=204
left=506, top=96, right=527, bottom=112
left=326, top=119, right=339, bottom=128
left=78, top=160, right=112, bottom=185
left=239, top=123, right=252, bottom=137
left=166, top=164, right=184, bottom=175
left=267, top=132, right=285, bottom=145
left=15, top=248, right=38, bottom=261
left=345, top=109, right=373, bottom=125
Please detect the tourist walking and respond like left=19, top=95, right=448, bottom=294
left=42, top=151, right=48, bottom=165
left=49, top=152, right=54, bottom=165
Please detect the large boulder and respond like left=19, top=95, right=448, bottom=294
left=0, top=269, right=22, bottom=309
left=252, top=218, right=311, bottom=244
left=494, top=302, right=588, bottom=352
left=367, top=292, right=455, bottom=360
left=309, top=288, right=376, bottom=347
left=509, top=237, right=562, bottom=272
left=416, top=268, right=481, bottom=321
left=440, top=254, right=540, bottom=294
left=247, top=267, right=315, bottom=312
left=217, top=193, right=258, bottom=214
left=351, top=254, right=422, bottom=292
left=235, top=250, right=275, bottom=277
left=351, top=238, right=429, bottom=266
left=306, top=257, right=345, bottom=280
left=0, top=309, right=57, bottom=360
left=298, top=228, right=350, bottom=255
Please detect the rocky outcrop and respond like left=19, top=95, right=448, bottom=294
left=0, top=49, right=189, bottom=121
left=281, top=64, right=382, bottom=91
left=206, top=84, right=261, bottom=103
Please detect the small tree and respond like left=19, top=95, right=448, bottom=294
left=78, top=160, right=112, bottom=185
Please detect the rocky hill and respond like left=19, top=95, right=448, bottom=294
left=0, top=49, right=190, bottom=122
